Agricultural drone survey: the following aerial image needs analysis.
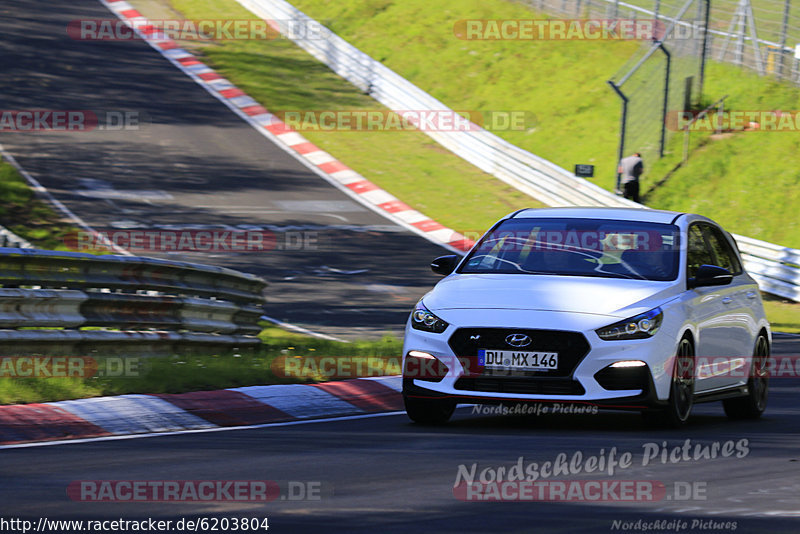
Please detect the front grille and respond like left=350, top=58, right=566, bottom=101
left=449, top=328, right=591, bottom=378
left=454, top=377, right=585, bottom=395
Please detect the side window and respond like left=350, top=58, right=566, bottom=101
left=703, top=226, right=743, bottom=275
left=686, top=224, right=714, bottom=278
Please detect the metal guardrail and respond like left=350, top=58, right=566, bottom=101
left=735, top=236, right=800, bottom=302
left=234, top=0, right=800, bottom=303
left=0, top=248, right=267, bottom=356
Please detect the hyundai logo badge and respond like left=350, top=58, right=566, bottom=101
left=505, top=333, right=532, bottom=348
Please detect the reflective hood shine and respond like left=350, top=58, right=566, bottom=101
left=422, top=273, right=679, bottom=317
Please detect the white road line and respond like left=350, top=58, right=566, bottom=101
left=0, top=410, right=407, bottom=450
left=260, top=315, right=349, bottom=342
left=0, top=146, right=132, bottom=256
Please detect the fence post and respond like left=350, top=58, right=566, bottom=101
left=682, top=124, right=690, bottom=164
left=658, top=43, right=671, bottom=158
left=743, top=0, right=766, bottom=74
left=698, top=0, right=710, bottom=103
left=608, top=80, right=628, bottom=192
left=777, top=0, right=790, bottom=79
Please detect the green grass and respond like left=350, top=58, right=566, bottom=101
left=763, top=298, right=800, bottom=334
left=644, top=62, right=800, bottom=245
left=0, top=160, right=81, bottom=250
left=0, top=327, right=403, bottom=404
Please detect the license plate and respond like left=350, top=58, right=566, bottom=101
left=478, top=349, right=558, bottom=370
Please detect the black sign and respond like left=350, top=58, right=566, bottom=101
left=574, top=164, right=594, bottom=178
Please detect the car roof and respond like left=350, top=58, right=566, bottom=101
left=508, top=207, right=685, bottom=225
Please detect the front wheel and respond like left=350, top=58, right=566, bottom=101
left=404, top=396, right=455, bottom=425
left=723, top=335, right=769, bottom=419
left=643, top=336, right=695, bottom=427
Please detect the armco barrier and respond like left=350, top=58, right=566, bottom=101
left=0, top=248, right=267, bottom=356
left=234, top=0, right=800, bottom=303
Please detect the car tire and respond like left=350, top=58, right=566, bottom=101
left=404, top=396, right=455, bottom=425
left=642, top=336, right=695, bottom=428
left=723, top=335, right=769, bottom=420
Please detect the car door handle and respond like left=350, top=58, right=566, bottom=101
left=746, top=292, right=758, bottom=299
left=722, top=297, right=733, bottom=304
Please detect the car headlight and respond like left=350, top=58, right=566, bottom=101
left=596, top=307, right=663, bottom=341
left=410, top=301, right=449, bottom=333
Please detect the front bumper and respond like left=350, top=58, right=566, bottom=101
left=402, top=312, right=677, bottom=409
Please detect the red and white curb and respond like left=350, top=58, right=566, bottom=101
left=0, top=376, right=403, bottom=445
left=99, top=0, right=474, bottom=254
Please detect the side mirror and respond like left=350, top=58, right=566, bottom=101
left=431, top=255, right=459, bottom=276
left=688, top=264, right=733, bottom=289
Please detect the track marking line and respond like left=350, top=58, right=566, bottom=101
left=260, top=315, right=349, bottom=342
left=0, top=410, right=408, bottom=450
left=0, top=147, right=132, bottom=255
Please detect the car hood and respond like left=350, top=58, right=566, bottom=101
left=424, top=273, right=679, bottom=318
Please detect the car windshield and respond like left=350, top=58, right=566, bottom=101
left=459, top=217, right=680, bottom=281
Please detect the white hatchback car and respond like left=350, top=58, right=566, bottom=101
left=402, top=207, right=770, bottom=426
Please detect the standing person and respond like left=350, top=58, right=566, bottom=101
left=617, top=152, right=644, bottom=203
